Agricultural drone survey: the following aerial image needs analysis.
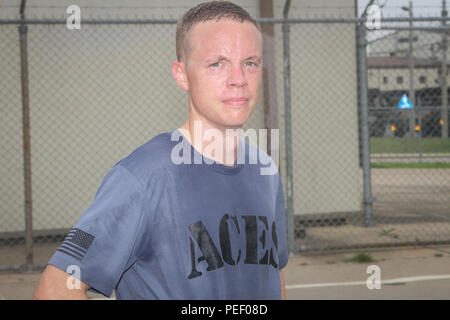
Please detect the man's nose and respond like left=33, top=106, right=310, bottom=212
left=227, top=64, right=248, bottom=88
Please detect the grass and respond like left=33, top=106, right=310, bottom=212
left=371, top=162, right=450, bottom=169
left=343, top=252, right=376, bottom=263
left=371, top=137, right=450, bottom=154
left=378, top=228, right=399, bottom=239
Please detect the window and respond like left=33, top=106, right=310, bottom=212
left=419, top=76, right=426, bottom=84
left=397, top=76, right=403, bottom=84
left=383, top=76, right=388, bottom=84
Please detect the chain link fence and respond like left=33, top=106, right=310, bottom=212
left=1, top=13, right=450, bottom=271
left=291, top=16, right=450, bottom=253
left=1, top=20, right=192, bottom=270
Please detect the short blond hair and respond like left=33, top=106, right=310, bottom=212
left=176, top=1, right=259, bottom=62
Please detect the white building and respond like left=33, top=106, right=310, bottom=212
left=367, top=29, right=450, bottom=93
left=368, top=56, right=446, bottom=92
left=368, top=29, right=447, bottom=61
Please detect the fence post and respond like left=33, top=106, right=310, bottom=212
left=441, top=0, right=449, bottom=138
left=282, top=0, right=295, bottom=256
left=18, top=21, right=33, bottom=268
left=357, top=23, right=375, bottom=227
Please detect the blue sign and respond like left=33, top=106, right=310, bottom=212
left=398, top=94, right=413, bottom=109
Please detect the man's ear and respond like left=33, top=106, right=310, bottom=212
left=172, top=61, right=189, bottom=91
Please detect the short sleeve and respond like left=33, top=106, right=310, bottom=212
left=275, top=175, right=289, bottom=269
left=47, top=164, right=148, bottom=297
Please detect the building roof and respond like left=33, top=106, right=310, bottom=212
left=367, top=56, right=444, bottom=69
left=368, top=30, right=400, bottom=44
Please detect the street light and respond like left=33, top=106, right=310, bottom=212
left=401, top=2, right=416, bottom=138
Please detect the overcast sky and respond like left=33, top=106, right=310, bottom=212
left=0, top=0, right=446, bottom=20
left=358, top=0, right=446, bottom=17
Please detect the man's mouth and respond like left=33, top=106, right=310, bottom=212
left=223, top=98, right=249, bottom=107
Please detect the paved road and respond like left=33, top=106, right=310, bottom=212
left=1, top=246, right=449, bottom=300
left=283, top=246, right=450, bottom=300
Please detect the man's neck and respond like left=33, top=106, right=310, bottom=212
left=179, top=118, right=241, bottom=167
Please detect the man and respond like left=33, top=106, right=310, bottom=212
left=33, top=1, right=288, bottom=300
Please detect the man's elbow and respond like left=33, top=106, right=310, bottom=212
left=33, top=265, right=89, bottom=300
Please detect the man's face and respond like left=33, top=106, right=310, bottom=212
left=183, top=19, right=262, bottom=129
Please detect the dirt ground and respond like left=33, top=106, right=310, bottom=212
left=1, top=245, right=449, bottom=300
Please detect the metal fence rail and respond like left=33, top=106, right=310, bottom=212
left=1, top=16, right=449, bottom=271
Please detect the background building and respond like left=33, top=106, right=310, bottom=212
left=367, top=29, right=450, bottom=137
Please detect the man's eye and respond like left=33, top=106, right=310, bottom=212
left=244, top=61, right=258, bottom=67
left=210, top=62, right=221, bottom=68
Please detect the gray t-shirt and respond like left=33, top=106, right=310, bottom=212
left=48, top=129, right=288, bottom=299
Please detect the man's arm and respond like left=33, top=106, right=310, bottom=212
left=33, top=265, right=90, bottom=300
left=280, top=270, right=286, bottom=300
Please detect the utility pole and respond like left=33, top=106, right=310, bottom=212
left=408, top=1, right=416, bottom=138
left=359, top=0, right=376, bottom=227
left=19, top=0, right=33, bottom=269
left=282, top=0, right=294, bottom=257
left=442, top=0, right=449, bottom=138
left=402, top=2, right=416, bottom=137
left=259, top=0, right=279, bottom=154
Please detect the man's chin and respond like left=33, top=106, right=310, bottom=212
left=219, top=110, right=254, bottom=128
left=219, top=117, right=251, bottom=129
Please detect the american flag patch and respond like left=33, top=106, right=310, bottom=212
left=57, top=228, right=95, bottom=261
